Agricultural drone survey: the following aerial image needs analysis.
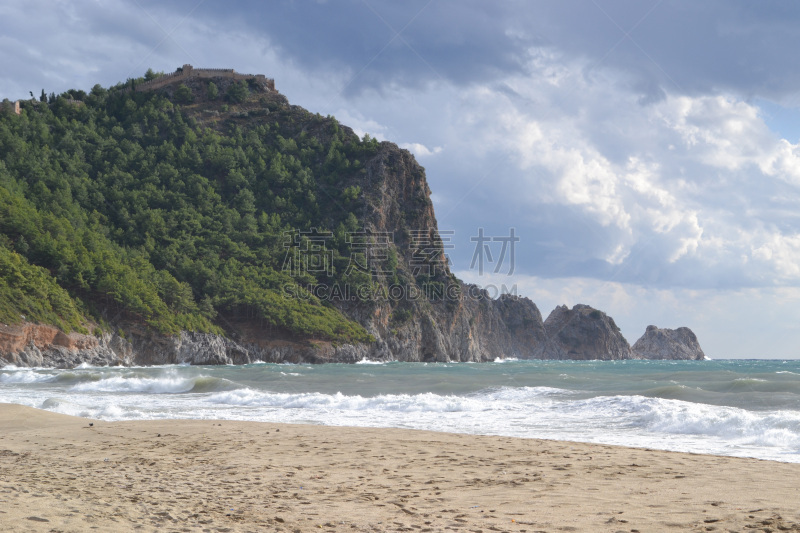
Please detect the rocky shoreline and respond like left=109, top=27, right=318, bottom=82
left=0, top=297, right=706, bottom=368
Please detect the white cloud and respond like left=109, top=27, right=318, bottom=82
left=411, top=49, right=800, bottom=288
left=400, top=142, right=443, bottom=157
left=328, top=108, right=389, bottom=141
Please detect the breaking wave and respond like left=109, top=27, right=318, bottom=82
left=3, top=359, right=800, bottom=462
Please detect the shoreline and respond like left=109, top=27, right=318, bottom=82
left=2, top=404, right=800, bottom=532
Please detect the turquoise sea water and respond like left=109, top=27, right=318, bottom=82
left=2, top=359, right=800, bottom=462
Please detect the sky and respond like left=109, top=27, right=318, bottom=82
left=2, top=0, right=800, bottom=358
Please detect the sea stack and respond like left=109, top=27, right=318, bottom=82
left=533, top=304, right=632, bottom=360
left=632, top=325, right=706, bottom=360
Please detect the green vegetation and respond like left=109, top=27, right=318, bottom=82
left=174, top=84, right=194, bottom=104
left=207, top=82, right=219, bottom=100
left=0, top=244, right=87, bottom=332
left=390, top=308, right=412, bottom=325
left=0, top=74, right=387, bottom=342
left=226, top=81, right=249, bottom=103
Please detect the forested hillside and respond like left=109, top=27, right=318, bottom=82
left=0, top=75, right=397, bottom=343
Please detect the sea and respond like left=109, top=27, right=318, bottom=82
left=2, top=359, right=800, bottom=463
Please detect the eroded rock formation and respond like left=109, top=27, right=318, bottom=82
left=632, top=325, right=706, bottom=360
left=533, top=304, right=632, bottom=360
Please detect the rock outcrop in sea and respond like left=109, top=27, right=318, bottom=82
left=631, top=325, right=706, bottom=360
left=533, top=304, right=632, bottom=360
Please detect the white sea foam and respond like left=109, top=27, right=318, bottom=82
left=0, top=370, right=54, bottom=383
left=3, top=360, right=800, bottom=462
left=555, top=394, right=800, bottom=451
left=39, top=397, right=144, bottom=419
left=206, top=390, right=494, bottom=412
left=356, top=358, right=385, bottom=365
left=635, top=397, right=800, bottom=443
left=69, top=374, right=197, bottom=394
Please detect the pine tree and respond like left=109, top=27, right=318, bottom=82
left=207, top=82, right=219, bottom=100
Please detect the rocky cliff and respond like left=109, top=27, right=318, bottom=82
left=0, top=323, right=124, bottom=368
left=328, top=139, right=548, bottom=362
left=0, top=322, right=251, bottom=368
left=632, top=325, right=706, bottom=360
left=3, top=307, right=709, bottom=366
left=0, top=292, right=547, bottom=366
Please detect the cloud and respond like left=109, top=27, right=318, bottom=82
left=408, top=45, right=800, bottom=290
left=400, top=142, right=442, bottom=157
left=116, top=0, right=800, bottom=105
left=10, top=0, right=800, bottom=105
left=167, top=0, right=531, bottom=93
left=330, top=108, right=389, bottom=141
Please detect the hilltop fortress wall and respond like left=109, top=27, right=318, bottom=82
left=1, top=99, right=21, bottom=115
left=134, top=64, right=275, bottom=92
left=3, top=65, right=274, bottom=115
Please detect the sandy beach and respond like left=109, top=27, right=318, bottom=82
left=0, top=404, right=798, bottom=532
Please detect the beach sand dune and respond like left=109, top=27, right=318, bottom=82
left=1, top=403, right=799, bottom=532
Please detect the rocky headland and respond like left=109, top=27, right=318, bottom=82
left=0, top=67, right=706, bottom=367
left=0, top=306, right=706, bottom=367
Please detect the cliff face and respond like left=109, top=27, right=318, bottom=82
left=0, top=292, right=547, bottom=366
left=363, top=292, right=546, bottom=363
left=337, top=142, right=548, bottom=362
left=0, top=323, right=125, bottom=368
left=632, top=325, right=706, bottom=360
left=0, top=322, right=253, bottom=368
left=533, top=304, right=633, bottom=360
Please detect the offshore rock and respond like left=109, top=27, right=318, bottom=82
left=533, top=304, right=632, bottom=360
left=632, top=325, right=706, bottom=360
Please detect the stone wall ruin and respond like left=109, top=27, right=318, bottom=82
left=1, top=99, right=21, bottom=115
left=134, top=64, right=275, bottom=93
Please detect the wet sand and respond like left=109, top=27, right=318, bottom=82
left=1, top=403, right=799, bottom=532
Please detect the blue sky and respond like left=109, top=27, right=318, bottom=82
left=2, top=0, right=800, bottom=358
